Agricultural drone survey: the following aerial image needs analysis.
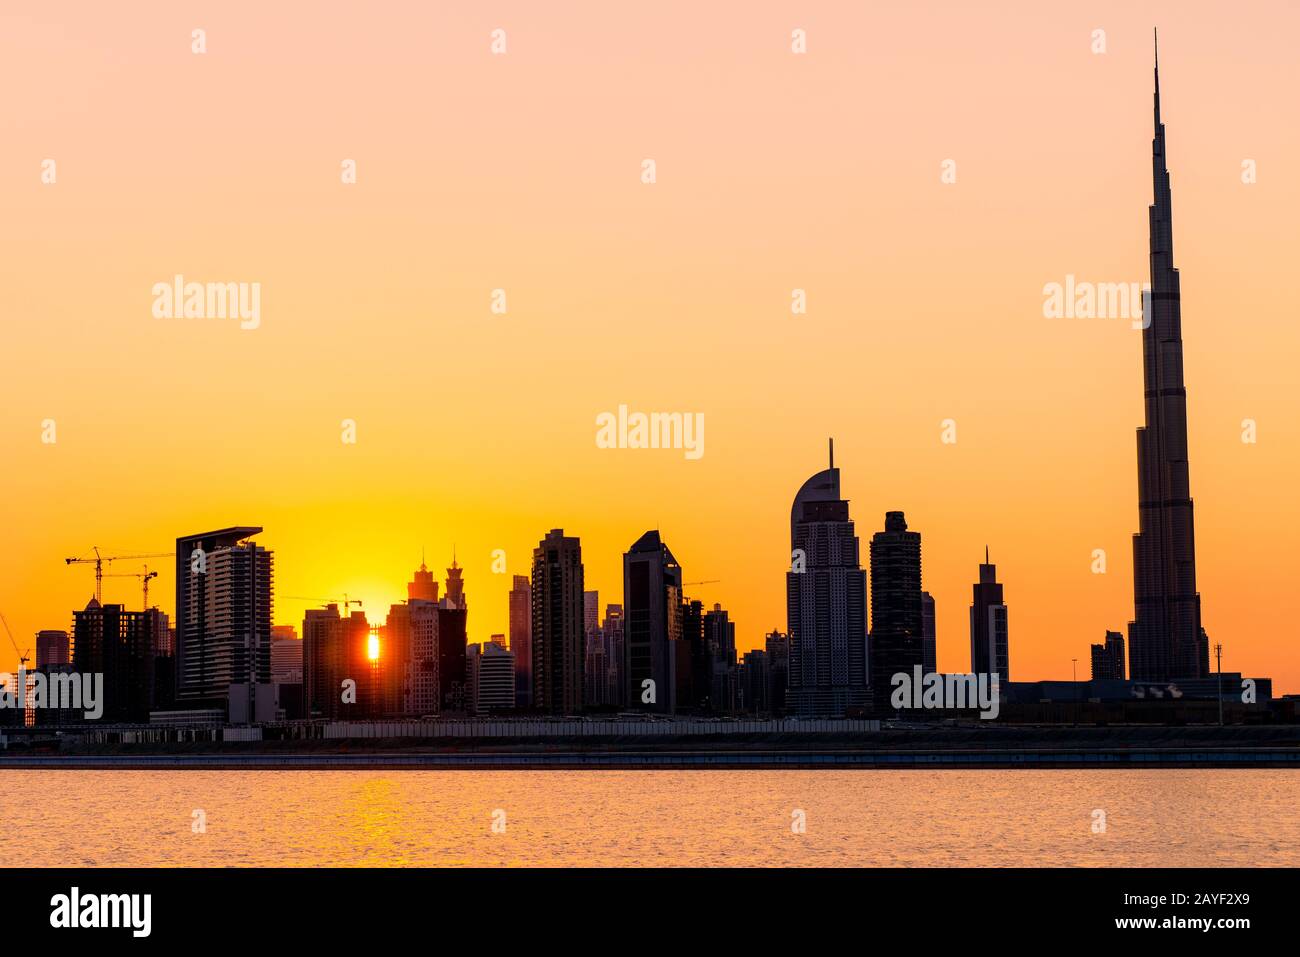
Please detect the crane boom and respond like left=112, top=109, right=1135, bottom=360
left=102, top=565, right=161, bottom=609
left=284, top=595, right=364, bottom=612
left=65, top=547, right=173, bottom=603
left=0, top=610, right=31, bottom=668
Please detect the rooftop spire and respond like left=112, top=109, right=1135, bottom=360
left=1153, top=28, right=1161, bottom=129
left=829, top=437, right=834, bottom=470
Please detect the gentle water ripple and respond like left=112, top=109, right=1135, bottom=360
left=0, top=769, right=1295, bottom=866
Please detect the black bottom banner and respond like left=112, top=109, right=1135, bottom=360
left=0, top=867, right=1283, bottom=943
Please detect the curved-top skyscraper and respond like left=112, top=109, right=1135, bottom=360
left=1128, top=34, right=1209, bottom=682
left=786, top=440, right=870, bottom=715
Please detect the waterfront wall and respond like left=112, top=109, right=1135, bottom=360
left=7, top=717, right=880, bottom=747
left=321, top=718, right=881, bottom=739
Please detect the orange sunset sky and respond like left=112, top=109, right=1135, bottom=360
left=1, top=2, right=1297, bottom=691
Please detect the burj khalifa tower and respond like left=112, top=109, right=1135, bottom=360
left=1128, top=32, right=1210, bottom=682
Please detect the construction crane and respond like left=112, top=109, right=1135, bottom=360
left=0, top=610, right=31, bottom=669
left=64, top=547, right=174, bottom=604
left=284, top=595, right=364, bottom=614
left=683, top=579, right=721, bottom=587
left=102, top=565, right=160, bottom=609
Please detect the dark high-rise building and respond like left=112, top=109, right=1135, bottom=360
left=382, top=560, right=450, bottom=715
left=407, top=599, right=440, bottom=715
left=35, top=630, right=69, bottom=668
left=869, top=511, right=924, bottom=707
left=531, top=529, right=585, bottom=714
left=1128, top=37, right=1209, bottom=683
left=921, top=592, right=936, bottom=674
left=623, top=530, right=682, bottom=712
left=681, top=597, right=707, bottom=710
left=583, top=606, right=626, bottom=711
left=72, top=598, right=154, bottom=721
left=302, top=604, right=371, bottom=719
left=583, top=604, right=626, bottom=709
left=786, top=442, right=870, bottom=716
left=740, top=649, right=770, bottom=715
left=509, top=575, right=532, bottom=708
left=1091, top=630, right=1127, bottom=681
left=379, top=603, right=413, bottom=717
left=302, top=605, right=339, bottom=718
left=437, top=604, right=467, bottom=713
left=584, top=629, right=610, bottom=707
left=602, top=603, right=625, bottom=708
left=705, top=603, right=736, bottom=668
left=765, top=630, right=789, bottom=714
left=145, top=608, right=172, bottom=710
left=582, top=591, right=611, bottom=707
left=704, top=603, right=737, bottom=713
left=437, top=554, right=469, bottom=712
left=968, top=548, right=1009, bottom=682
left=175, top=526, right=272, bottom=708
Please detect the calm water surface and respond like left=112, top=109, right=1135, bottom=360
left=1, top=769, right=1296, bottom=866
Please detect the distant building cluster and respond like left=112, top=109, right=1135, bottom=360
left=7, top=418, right=1270, bottom=727
left=0, top=484, right=1039, bottom=728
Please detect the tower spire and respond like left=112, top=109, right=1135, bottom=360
left=829, top=437, right=834, bottom=470
left=1129, top=32, right=1206, bottom=683
left=1153, top=28, right=1161, bottom=128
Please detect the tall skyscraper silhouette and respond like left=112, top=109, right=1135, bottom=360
left=302, top=604, right=371, bottom=719
left=969, top=548, right=1009, bottom=682
left=765, top=630, right=789, bottom=714
left=175, top=526, right=272, bottom=707
left=704, top=602, right=737, bottom=713
left=584, top=590, right=600, bottom=636
left=681, top=597, right=707, bottom=709
left=406, top=600, right=440, bottom=715
left=920, top=592, right=936, bottom=674
left=531, top=529, right=585, bottom=714
left=869, top=511, right=925, bottom=707
left=426, top=552, right=468, bottom=712
left=601, top=603, right=626, bottom=708
left=786, top=441, right=869, bottom=716
left=623, top=530, right=683, bottom=712
left=1129, top=35, right=1209, bottom=683
left=509, top=574, right=532, bottom=708
left=385, top=572, right=441, bottom=718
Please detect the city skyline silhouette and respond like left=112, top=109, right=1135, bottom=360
left=3, top=8, right=1296, bottom=693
